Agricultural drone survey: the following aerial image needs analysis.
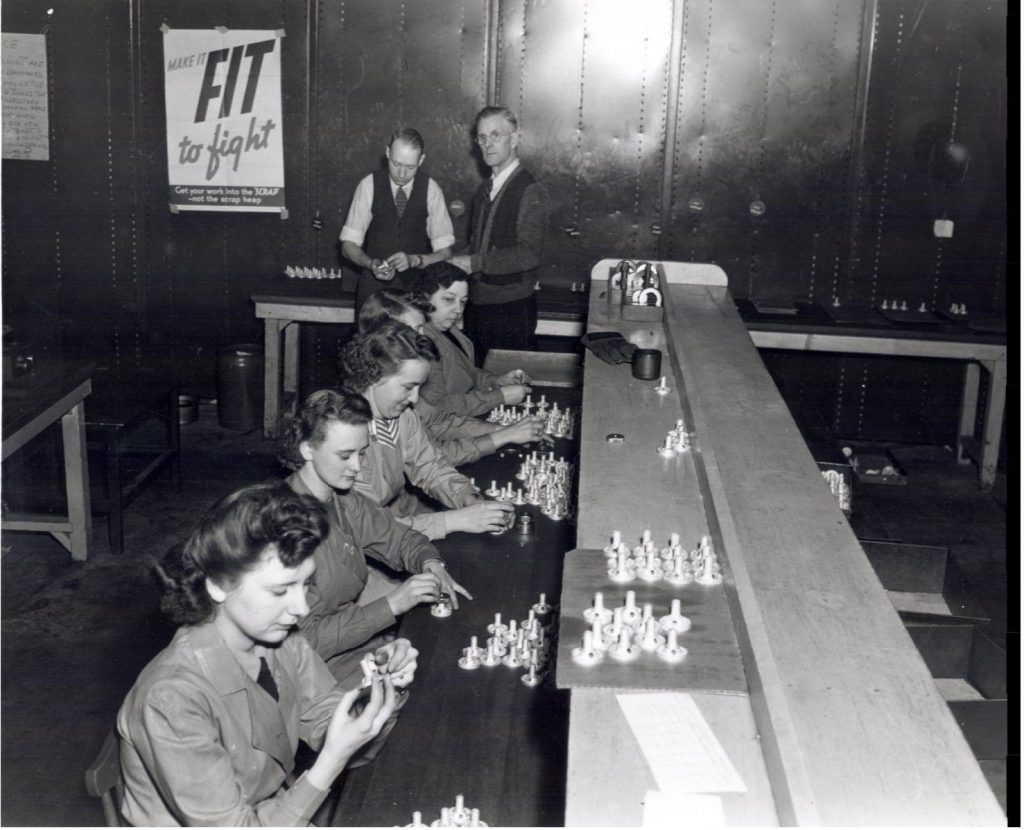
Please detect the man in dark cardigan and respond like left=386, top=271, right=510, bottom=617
left=450, top=106, right=548, bottom=359
left=341, top=127, right=455, bottom=313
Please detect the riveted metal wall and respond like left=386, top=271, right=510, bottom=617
left=313, top=0, right=489, bottom=258
left=133, top=0, right=310, bottom=377
left=1, top=0, right=1007, bottom=444
left=850, top=0, right=1006, bottom=315
left=664, top=0, right=866, bottom=304
left=492, top=0, right=674, bottom=283
left=2, top=0, right=142, bottom=363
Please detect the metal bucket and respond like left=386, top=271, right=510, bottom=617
left=177, top=394, right=199, bottom=425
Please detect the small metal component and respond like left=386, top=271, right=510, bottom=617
left=532, top=592, right=551, bottom=615
left=659, top=598, right=693, bottom=633
left=657, top=629, right=689, bottom=663
left=430, top=593, right=453, bottom=618
left=606, top=433, right=625, bottom=443
left=521, top=663, right=542, bottom=687
left=571, top=630, right=604, bottom=667
left=458, top=647, right=480, bottom=670
left=749, top=200, right=766, bottom=216
left=515, top=512, right=534, bottom=535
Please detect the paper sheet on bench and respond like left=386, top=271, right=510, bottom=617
left=616, top=692, right=746, bottom=793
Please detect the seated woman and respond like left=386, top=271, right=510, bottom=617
left=358, top=288, right=545, bottom=466
left=339, top=320, right=513, bottom=539
left=282, top=387, right=470, bottom=686
left=409, top=262, right=533, bottom=418
left=117, top=483, right=399, bottom=826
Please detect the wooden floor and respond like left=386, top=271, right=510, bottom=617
left=0, top=406, right=1011, bottom=825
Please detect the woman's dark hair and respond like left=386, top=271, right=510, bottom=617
left=279, top=388, right=372, bottom=471
left=338, top=319, right=439, bottom=392
left=408, top=262, right=469, bottom=302
left=358, top=288, right=433, bottom=334
left=153, top=482, right=329, bottom=626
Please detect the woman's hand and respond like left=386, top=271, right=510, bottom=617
left=386, top=572, right=442, bottom=616
left=493, top=415, right=546, bottom=447
left=309, top=676, right=397, bottom=787
left=500, top=384, right=532, bottom=405
left=446, top=500, right=514, bottom=536
left=423, top=560, right=473, bottom=610
left=497, top=369, right=531, bottom=386
left=373, top=638, right=419, bottom=687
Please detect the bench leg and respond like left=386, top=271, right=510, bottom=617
left=956, top=362, right=980, bottom=465
left=62, top=401, right=92, bottom=561
left=106, top=431, right=124, bottom=555
left=979, top=358, right=1006, bottom=491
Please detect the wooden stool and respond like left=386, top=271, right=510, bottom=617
left=85, top=368, right=181, bottom=554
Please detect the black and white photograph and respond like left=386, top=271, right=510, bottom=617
left=1, top=0, right=1010, bottom=826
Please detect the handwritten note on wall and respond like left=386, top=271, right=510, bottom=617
left=2, top=33, right=50, bottom=161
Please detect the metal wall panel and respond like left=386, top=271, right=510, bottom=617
left=665, top=0, right=865, bottom=304
left=136, top=0, right=308, bottom=355
left=1, top=0, right=1007, bottom=446
left=495, top=0, right=674, bottom=282
left=851, top=0, right=1006, bottom=314
left=315, top=0, right=489, bottom=261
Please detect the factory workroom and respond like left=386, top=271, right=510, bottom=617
left=1, top=0, right=1011, bottom=827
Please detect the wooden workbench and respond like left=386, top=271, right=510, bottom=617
left=252, top=282, right=582, bottom=439
left=330, top=389, right=580, bottom=827
left=252, top=279, right=1005, bottom=490
left=563, top=262, right=1003, bottom=825
left=2, top=359, right=94, bottom=560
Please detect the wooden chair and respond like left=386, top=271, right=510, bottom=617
left=84, top=729, right=125, bottom=826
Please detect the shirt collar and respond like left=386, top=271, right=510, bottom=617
left=187, top=621, right=273, bottom=692
left=489, top=158, right=520, bottom=199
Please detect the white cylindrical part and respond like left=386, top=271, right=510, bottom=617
left=669, top=531, right=680, bottom=546
left=625, top=590, right=637, bottom=609
left=671, top=598, right=682, bottom=616
left=611, top=530, right=621, bottom=547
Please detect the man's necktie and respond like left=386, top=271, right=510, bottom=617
left=256, top=657, right=279, bottom=701
left=394, top=186, right=407, bottom=218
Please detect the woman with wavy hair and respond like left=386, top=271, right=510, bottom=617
left=116, top=483, right=398, bottom=826
left=409, top=261, right=533, bottom=418
left=338, top=319, right=513, bottom=539
left=357, top=288, right=544, bottom=465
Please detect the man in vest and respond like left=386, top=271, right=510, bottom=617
left=341, top=128, right=455, bottom=313
left=450, top=106, right=548, bottom=358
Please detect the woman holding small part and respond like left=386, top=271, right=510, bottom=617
left=116, top=483, right=399, bottom=826
left=410, top=262, right=533, bottom=418
left=358, top=289, right=546, bottom=465
left=282, top=387, right=469, bottom=684
left=339, top=320, right=514, bottom=539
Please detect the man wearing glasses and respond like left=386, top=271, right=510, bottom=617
left=341, top=127, right=456, bottom=313
left=450, top=106, right=548, bottom=357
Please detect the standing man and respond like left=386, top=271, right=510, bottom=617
left=450, top=106, right=548, bottom=358
left=341, top=128, right=456, bottom=313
